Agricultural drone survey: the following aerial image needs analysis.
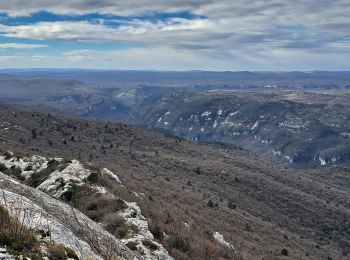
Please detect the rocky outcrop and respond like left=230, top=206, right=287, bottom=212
left=0, top=153, right=173, bottom=260
left=0, top=172, right=135, bottom=259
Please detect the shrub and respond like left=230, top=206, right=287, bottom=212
left=31, top=129, right=37, bottom=139
left=172, top=235, right=190, bottom=253
left=244, top=223, right=252, bottom=232
left=65, top=247, right=79, bottom=260
left=0, top=163, right=8, bottom=171
left=281, top=248, right=289, bottom=256
left=228, top=199, right=237, bottom=209
left=47, top=243, right=67, bottom=260
left=24, top=165, right=33, bottom=171
left=87, top=201, right=98, bottom=211
left=104, top=214, right=129, bottom=239
left=4, top=151, right=12, bottom=160
left=29, top=160, right=59, bottom=187
left=47, top=159, right=57, bottom=166
left=29, top=170, right=50, bottom=188
left=149, top=223, right=164, bottom=240
left=126, top=241, right=138, bottom=251
left=4, top=166, right=24, bottom=181
left=142, top=240, right=159, bottom=251
left=164, top=211, right=174, bottom=224
left=61, top=188, right=74, bottom=202
left=207, top=200, right=214, bottom=208
left=0, top=205, right=39, bottom=252
left=87, top=172, right=99, bottom=183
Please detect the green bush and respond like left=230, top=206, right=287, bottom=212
left=87, top=172, right=99, bottom=183
left=126, top=241, right=138, bottom=251
left=207, top=200, right=214, bottom=208
left=149, top=223, right=164, bottom=240
left=65, top=247, right=79, bottom=260
left=172, top=235, right=190, bottom=252
left=281, top=248, right=289, bottom=256
left=142, top=240, right=159, bottom=251
left=228, top=199, right=237, bottom=209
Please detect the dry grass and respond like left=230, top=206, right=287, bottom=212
left=0, top=103, right=349, bottom=259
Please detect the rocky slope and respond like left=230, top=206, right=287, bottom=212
left=0, top=103, right=349, bottom=259
left=0, top=153, right=172, bottom=260
left=132, top=91, right=350, bottom=168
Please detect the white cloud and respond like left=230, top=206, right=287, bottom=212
left=0, top=1, right=349, bottom=70
left=0, top=19, right=209, bottom=42
left=0, top=0, right=211, bottom=17
left=0, top=43, right=47, bottom=49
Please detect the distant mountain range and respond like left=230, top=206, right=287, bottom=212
left=1, top=70, right=350, bottom=168
left=132, top=91, right=350, bottom=168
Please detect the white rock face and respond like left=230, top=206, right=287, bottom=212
left=0, top=248, right=15, bottom=260
left=251, top=120, right=259, bottom=130
left=0, top=154, right=52, bottom=179
left=213, top=232, right=235, bottom=251
left=319, top=157, right=327, bottom=166
left=101, top=167, right=121, bottom=183
left=201, top=111, right=211, bottom=116
left=1, top=153, right=170, bottom=259
left=38, top=160, right=91, bottom=197
left=0, top=189, right=103, bottom=260
left=120, top=202, right=173, bottom=260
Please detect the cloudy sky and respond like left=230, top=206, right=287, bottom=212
left=0, top=0, right=349, bottom=70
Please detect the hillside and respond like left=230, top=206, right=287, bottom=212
left=132, top=91, right=350, bottom=168
left=0, top=153, right=171, bottom=259
left=0, top=103, right=349, bottom=259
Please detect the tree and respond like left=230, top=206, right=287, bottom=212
left=207, top=200, right=214, bottom=208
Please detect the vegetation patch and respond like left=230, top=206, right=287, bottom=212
left=126, top=241, right=138, bottom=251
left=142, top=239, right=159, bottom=251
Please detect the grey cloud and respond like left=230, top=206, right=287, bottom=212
left=0, top=1, right=350, bottom=70
left=0, top=1, right=213, bottom=17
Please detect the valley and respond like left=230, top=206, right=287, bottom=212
left=1, top=70, right=350, bottom=168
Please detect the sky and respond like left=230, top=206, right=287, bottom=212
left=0, top=0, right=349, bottom=71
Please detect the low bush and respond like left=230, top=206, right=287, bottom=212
left=0, top=205, right=39, bottom=252
left=227, top=199, right=237, bottom=209
left=104, top=214, right=129, bottom=239
left=87, top=172, right=99, bottom=183
left=0, top=163, right=8, bottom=171
left=149, top=222, right=164, bottom=240
left=126, top=241, right=138, bottom=251
left=171, top=235, right=190, bottom=253
left=47, top=243, right=67, bottom=260
left=64, top=247, right=79, bottom=260
left=142, top=240, right=159, bottom=251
